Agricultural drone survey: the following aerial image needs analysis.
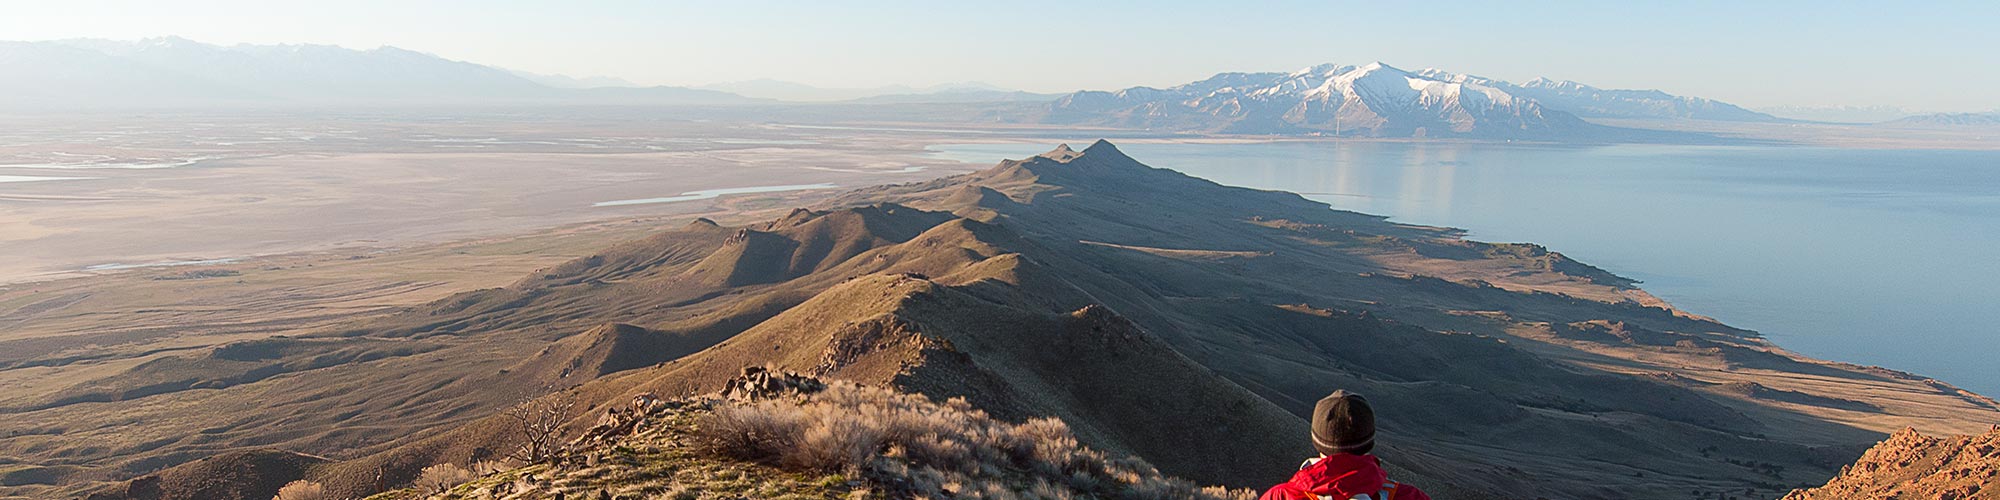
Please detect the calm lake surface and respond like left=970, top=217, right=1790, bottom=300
left=930, top=141, right=2000, bottom=395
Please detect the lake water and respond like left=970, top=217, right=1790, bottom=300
left=930, top=141, right=2000, bottom=395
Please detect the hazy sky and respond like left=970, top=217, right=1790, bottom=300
left=4, top=0, right=1994, bottom=111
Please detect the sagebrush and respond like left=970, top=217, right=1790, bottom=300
left=413, top=463, right=476, bottom=494
left=695, top=382, right=1255, bottom=499
left=271, top=480, right=327, bottom=500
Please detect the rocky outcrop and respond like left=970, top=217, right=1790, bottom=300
left=1785, top=427, right=2000, bottom=500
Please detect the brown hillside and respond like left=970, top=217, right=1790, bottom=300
left=79, top=449, right=326, bottom=500
left=28, top=141, right=2000, bottom=500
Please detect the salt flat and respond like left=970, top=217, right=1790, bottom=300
left=0, top=110, right=972, bottom=284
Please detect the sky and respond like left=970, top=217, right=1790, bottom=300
left=2, top=0, right=1995, bottom=112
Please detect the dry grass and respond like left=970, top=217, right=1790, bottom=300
left=272, top=480, right=328, bottom=500
left=695, top=382, right=1255, bottom=500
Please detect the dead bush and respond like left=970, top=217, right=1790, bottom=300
left=271, top=480, right=327, bottom=500
left=692, top=382, right=1256, bottom=499
left=504, top=391, right=578, bottom=464
left=785, top=413, right=884, bottom=471
left=696, top=402, right=801, bottom=460
left=414, top=463, right=477, bottom=494
left=903, top=432, right=973, bottom=472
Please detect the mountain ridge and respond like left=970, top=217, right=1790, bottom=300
left=1883, top=111, right=2000, bottom=127
left=1044, top=62, right=1780, bottom=138
left=1046, top=62, right=1598, bottom=138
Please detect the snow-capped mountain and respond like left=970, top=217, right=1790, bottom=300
left=1048, top=62, right=1594, bottom=138
left=1415, top=69, right=1777, bottom=121
left=1046, top=62, right=1777, bottom=138
left=0, top=37, right=754, bottom=109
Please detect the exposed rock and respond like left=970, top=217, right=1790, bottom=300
left=1786, top=427, right=2000, bottom=499
left=716, top=366, right=826, bottom=401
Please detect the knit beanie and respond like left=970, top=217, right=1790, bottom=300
left=1311, top=390, right=1376, bottom=455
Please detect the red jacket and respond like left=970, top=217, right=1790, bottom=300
left=1260, top=454, right=1430, bottom=500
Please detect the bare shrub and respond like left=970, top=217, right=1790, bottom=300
left=271, top=480, right=327, bottom=500
left=414, top=463, right=477, bottom=494
left=692, top=382, right=1256, bottom=499
left=903, top=432, right=972, bottom=472
left=504, top=391, right=578, bottom=464
left=785, top=413, right=884, bottom=471
left=695, top=402, right=800, bottom=460
left=1015, top=417, right=1072, bottom=443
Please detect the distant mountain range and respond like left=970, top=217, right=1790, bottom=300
left=696, top=78, right=1058, bottom=103
left=0, top=38, right=1064, bottom=109
left=1434, top=71, right=1777, bottom=122
left=1755, top=105, right=1918, bottom=123
left=1045, top=62, right=1780, bottom=138
left=0, top=37, right=754, bottom=109
left=1882, top=111, right=2000, bottom=127
left=5, top=38, right=1988, bottom=136
left=506, top=70, right=638, bottom=89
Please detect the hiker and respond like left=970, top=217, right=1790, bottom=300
left=1261, top=390, right=1431, bottom=500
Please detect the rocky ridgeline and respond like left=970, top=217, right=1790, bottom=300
left=1785, top=426, right=2000, bottom=500
left=716, top=365, right=828, bottom=402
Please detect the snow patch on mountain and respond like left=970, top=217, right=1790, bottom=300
left=1048, top=62, right=1595, bottom=138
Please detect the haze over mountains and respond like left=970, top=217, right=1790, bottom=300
left=0, top=37, right=753, bottom=108
left=505, top=70, right=638, bottom=89
left=1755, top=105, right=1922, bottom=123
left=1884, top=111, right=2000, bottom=128
left=0, top=39, right=1908, bottom=121
left=696, top=78, right=1058, bottom=103
left=0, top=38, right=1060, bottom=110
left=10, top=36, right=1994, bottom=142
